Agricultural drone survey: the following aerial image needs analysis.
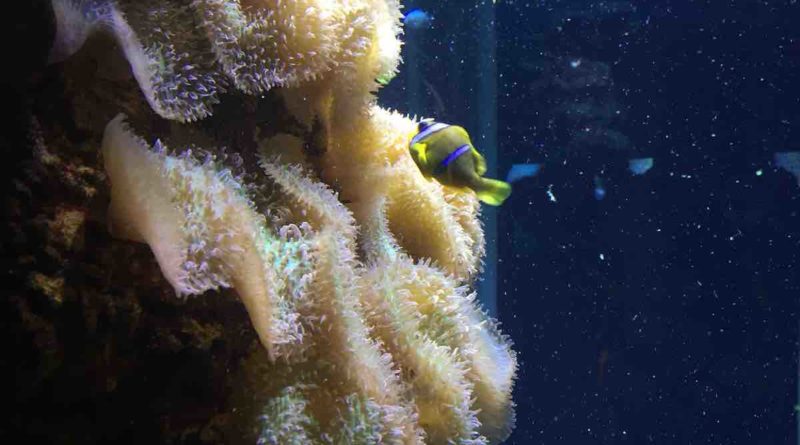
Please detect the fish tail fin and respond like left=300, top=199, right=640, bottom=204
left=475, top=178, right=512, bottom=206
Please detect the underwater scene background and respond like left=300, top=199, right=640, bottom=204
left=384, top=0, right=800, bottom=444
left=1, top=0, right=798, bottom=444
left=385, top=0, right=800, bottom=443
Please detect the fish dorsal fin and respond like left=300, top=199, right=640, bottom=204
left=472, top=148, right=487, bottom=175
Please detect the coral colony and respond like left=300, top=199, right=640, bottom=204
left=51, top=0, right=516, bottom=443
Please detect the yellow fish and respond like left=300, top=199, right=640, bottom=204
left=409, top=120, right=512, bottom=205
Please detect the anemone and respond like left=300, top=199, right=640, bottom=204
left=47, top=0, right=517, bottom=442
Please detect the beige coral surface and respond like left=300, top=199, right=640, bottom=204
left=46, top=0, right=517, bottom=443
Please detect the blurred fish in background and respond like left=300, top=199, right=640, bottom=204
left=506, top=163, right=542, bottom=184
left=403, top=8, right=433, bottom=30
left=593, top=175, right=606, bottom=200
left=775, top=151, right=800, bottom=186
left=628, top=157, right=654, bottom=175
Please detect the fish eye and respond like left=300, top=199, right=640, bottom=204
left=418, top=118, right=435, bottom=132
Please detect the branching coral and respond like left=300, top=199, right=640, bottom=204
left=52, top=0, right=516, bottom=443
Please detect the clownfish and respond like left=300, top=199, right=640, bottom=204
left=409, top=120, right=512, bottom=206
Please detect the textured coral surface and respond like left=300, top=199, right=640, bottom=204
left=3, top=1, right=516, bottom=443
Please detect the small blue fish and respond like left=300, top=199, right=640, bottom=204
left=506, top=163, right=541, bottom=183
left=404, top=8, right=432, bottom=30
left=775, top=151, right=800, bottom=186
left=628, top=157, right=654, bottom=175
left=593, top=176, right=606, bottom=200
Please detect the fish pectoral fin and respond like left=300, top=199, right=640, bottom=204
left=474, top=177, right=511, bottom=206
left=410, top=142, right=428, bottom=166
left=471, top=148, right=487, bottom=175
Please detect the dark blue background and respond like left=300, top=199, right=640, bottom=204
left=496, top=1, right=800, bottom=443
left=385, top=0, right=800, bottom=443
